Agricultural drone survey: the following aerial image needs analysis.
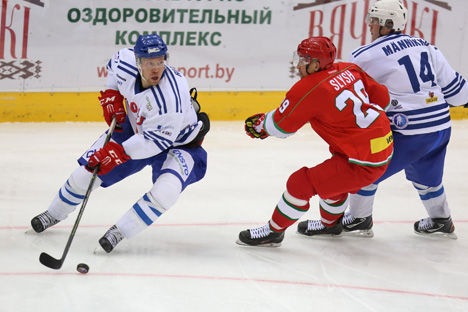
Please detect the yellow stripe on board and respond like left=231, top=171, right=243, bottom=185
left=1, top=92, right=467, bottom=122
left=0, top=91, right=285, bottom=122
left=449, top=106, right=468, bottom=120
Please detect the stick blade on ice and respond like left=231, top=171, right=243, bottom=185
left=39, top=252, right=63, bottom=270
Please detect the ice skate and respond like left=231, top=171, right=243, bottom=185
left=237, top=224, right=285, bottom=247
left=342, top=212, right=374, bottom=238
left=99, top=225, right=125, bottom=253
left=30, top=211, right=61, bottom=233
left=414, top=216, right=457, bottom=239
left=297, top=219, right=343, bottom=237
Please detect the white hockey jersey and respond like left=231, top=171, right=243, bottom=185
left=105, top=48, right=202, bottom=159
left=349, top=33, right=468, bottom=135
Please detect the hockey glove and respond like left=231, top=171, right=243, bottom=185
left=87, top=141, right=130, bottom=175
left=245, top=113, right=268, bottom=139
left=99, top=89, right=126, bottom=131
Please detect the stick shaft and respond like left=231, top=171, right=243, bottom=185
left=40, top=118, right=117, bottom=269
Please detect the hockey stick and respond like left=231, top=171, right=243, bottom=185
left=39, top=117, right=117, bottom=270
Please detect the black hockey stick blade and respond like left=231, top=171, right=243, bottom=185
left=39, top=252, right=64, bottom=270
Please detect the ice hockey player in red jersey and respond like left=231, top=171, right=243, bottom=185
left=237, top=36, right=394, bottom=247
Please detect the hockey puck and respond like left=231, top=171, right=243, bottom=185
left=76, top=263, right=89, bottom=274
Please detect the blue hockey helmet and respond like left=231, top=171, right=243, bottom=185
left=134, top=34, right=168, bottom=59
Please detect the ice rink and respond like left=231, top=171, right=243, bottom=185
left=1, top=120, right=467, bottom=312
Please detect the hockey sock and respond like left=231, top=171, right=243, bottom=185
left=348, top=183, right=378, bottom=218
left=127, top=192, right=168, bottom=229
left=116, top=173, right=182, bottom=238
left=115, top=210, right=144, bottom=240
left=412, top=182, right=451, bottom=218
left=269, top=191, right=309, bottom=232
left=48, top=166, right=102, bottom=220
left=319, top=194, right=349, bottom=226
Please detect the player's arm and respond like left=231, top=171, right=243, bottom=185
left=245, top=113, right=268, bottom=139
left=99, top=51, right=127, bottom=129
left=122, top=112, right=182, bottom=159
left=430, top=46, right=468, bottom=107
left=245, top=89, right=311, bottom=140
left=268, top=89, right=313, bottom=137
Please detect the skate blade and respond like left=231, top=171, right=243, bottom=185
left=295, top=231, right=343, bottom=238
left=342, top=229, right=374, bottom=238
left=235, top=239, right=282, bottom=247
left=93, top=245, right=107, bottom=255
left=414, top=231, right=458, bottom=240
left=24, top=228, right=38, bottom=235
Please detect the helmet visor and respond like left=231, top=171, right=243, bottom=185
left=366, top=14, right=379, bottom=26
left=292, top=51, right=309, bottom=67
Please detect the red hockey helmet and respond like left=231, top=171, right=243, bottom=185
left=295, top=37, right=336, bottom=70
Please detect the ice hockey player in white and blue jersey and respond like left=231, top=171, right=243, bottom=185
left=31, top=34, right=209, bottom=253
left=302, top=0, right=468, bottom=239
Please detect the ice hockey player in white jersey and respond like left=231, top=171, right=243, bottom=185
left=300, top=0, right=468, bottom=239
left=30, top=34, right=209, bottom=253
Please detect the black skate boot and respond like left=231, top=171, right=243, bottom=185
left=31, top=211, right=61, bottom=233
left=342, top=212, right=374, bottom=238
left=99, top=225, right=125, bottom=253
left=237, top=224, right=285, bottom=247
left=414, top=216, right=457, bottom=239
left=297, top=219, right=343, bottom=236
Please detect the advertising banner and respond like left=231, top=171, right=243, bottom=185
left=1, top=0, right=467, bottom=92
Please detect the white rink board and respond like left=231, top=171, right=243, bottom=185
left=1, top=0, right=467, bottom=92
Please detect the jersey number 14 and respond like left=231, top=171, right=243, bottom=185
left=398, top=52, right=436, bottom=93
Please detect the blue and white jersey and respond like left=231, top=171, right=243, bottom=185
left=105, top=48, right=201, bottom=159
left=350, top=33, right=468, bottom=135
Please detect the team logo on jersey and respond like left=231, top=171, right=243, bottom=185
left=390, top=99, right=402, bottom=109
left=426, top=91, right=438, bottom=104
left=171, top=149, right=190, bottom=176
left=393, top=113, right=409, bottom=129
left=145, top=96, right=153, bottom=111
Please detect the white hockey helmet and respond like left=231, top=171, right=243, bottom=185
left=367, top=0, right=408, bottom=31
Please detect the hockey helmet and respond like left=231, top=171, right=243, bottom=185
left=367, top=0, right=408, bottom=31
left=134, top=34, right=168, bottom=59
left=294, top=37, right=336, bottom=70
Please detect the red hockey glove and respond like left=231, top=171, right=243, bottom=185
left=87, top=141, right=130, bottom=175
left=99, top=89, right=126, bottom=130
left=245, top=113, right=268, bottom=139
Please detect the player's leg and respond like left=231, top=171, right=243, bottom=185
left=412, top=182, right=455, bottom=238
left=31, top=166, right=103, bottom=233
left=407, top=129, right=456, bottom=238
left=31, top=126, right=145, bottom=233
left=99, top=173, right=181, bottom=253
left=343, top=183, right=378, bottom=237
left=346, top=131, right=439, bottom=236
left=237, top=165, right=320, bottom=247
left=237, top=154, right=386, bottom=246
left=99, top=147, right=207, bottom=253
left=295, top=154, right=385, bottom=238
left=297, top=195, right=348, bottom=237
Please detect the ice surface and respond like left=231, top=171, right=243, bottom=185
left=1, top=121, right=467, bottom=312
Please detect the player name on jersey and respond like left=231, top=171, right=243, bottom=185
left=329, top=70, right=357, bottom=91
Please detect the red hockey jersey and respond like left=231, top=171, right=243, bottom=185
left=263, top=63, right=393, bottom=166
